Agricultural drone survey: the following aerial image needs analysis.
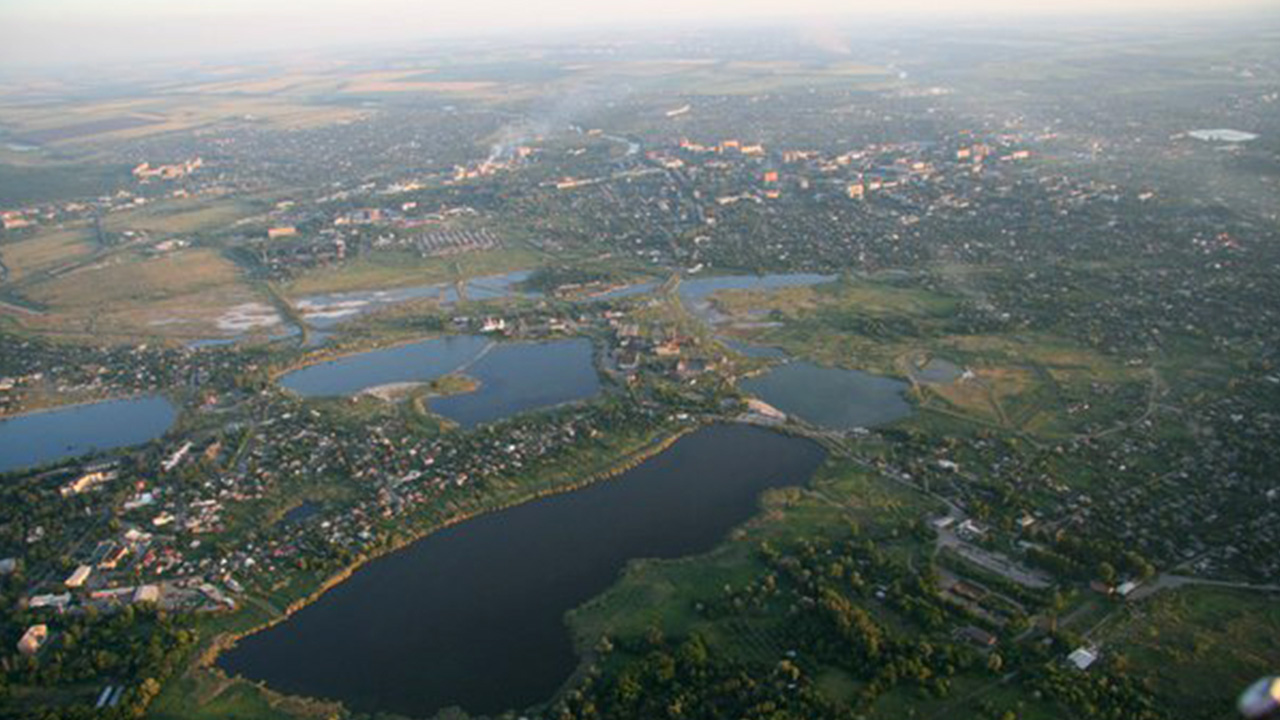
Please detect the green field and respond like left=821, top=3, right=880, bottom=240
left=283, top=246, right=543, bottom=296
left=1106, top=586, right=1280, bottom=720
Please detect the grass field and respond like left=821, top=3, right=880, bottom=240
left=1106, top=586, right=1280, bottom=720
left=26, top=248, right=238, bottom=308
left=104, top=198, right=262, bottom=236
left=7, top=247, right=277, bottom=341
left=568, top=458, right=938, bottom=666
left=706, top=276, right=1144, bottom=436
left=284, top=246, right=543, bottom=295
left=0, top=225, right=97, bottom=281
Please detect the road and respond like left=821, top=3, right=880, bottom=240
left=1128, top=573, right=1280, bottom=602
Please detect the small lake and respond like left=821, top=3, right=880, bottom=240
left=219, top=424, right=826, bottom=717
left=280, top=336, right=601, bottom=427
left=0, top=395, right=177, bottom=473
left=909, top=357, right=962, bottom=384
left=296, top=270, right=539, bottom=328
left=740, top=361, right=912, bottom=429
left=280, top=500, right=323, bottom=527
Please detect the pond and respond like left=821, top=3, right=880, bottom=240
left=218, top=424, right=826, bottom=718
left=0, top=395, right=177, bottom=473
left=739, top=361, right=913, bottom=429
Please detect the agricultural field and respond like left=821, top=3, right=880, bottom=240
left=0, top=93, right=368, bottom=152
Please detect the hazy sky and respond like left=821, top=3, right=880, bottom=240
left=1, top=0, right=1276, bottom=70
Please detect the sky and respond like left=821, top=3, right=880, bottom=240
left=1, top=0, right=1276, bottom=70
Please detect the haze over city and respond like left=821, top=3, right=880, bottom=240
left=0, top=2, right=1278, bottom=719
left=2, top=0, right=1278, bottom=68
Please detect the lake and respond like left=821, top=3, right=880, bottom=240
left=0, top=395, right=177, bottom=473
left=740, top=361, right=912, bottom=429
left=218, top=424, right=826, bottom=717
left=430, top=338, right=601, bottom=428
left=280, top=335, right=492, bottom=396
left=280, top=336, right=601, bottom=427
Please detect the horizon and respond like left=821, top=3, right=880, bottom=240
left=2, top=0, right=1279, bottom=73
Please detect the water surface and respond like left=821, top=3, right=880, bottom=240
left=281, top=336, right=600, bottom=426
left=740, top=361, right=912, bottom=429
left=280, top=335, right=491, bottom=396
left=430, top=338, right=601, bottom=428
left=0, top=395, right=177, bottom=473
left=219, top=424, right=825, bottom=717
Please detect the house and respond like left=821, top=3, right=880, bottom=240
left=958, top=625, right=997, bottom=648
left=654, top=340, right=681, bottom=357
left=133, top=585, right=161, bottom=604
left=1116, top=580, right=1140, bottom=598
left=98, top=545, right=130, bottom=570
left=29, top=593, right=71, bottom=611
left=60, top=470, right=115, bottom=497
left=1067, top=646, right=1099, bottom=671
left=267, top=226, right=298, bottom=240
left=950, top=581, right=987, bottom=602
left=17, top=625, right=48, bottom=656
left=65, top=565, right=92, bottom=589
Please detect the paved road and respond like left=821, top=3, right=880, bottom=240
left=1128, top=573, right=1280, bottom=602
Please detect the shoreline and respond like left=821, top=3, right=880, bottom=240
left=0, top=390, right=173, bottom=423
left=194, top=424, right=696, bottom=699
left=269, top=332, right=479, bottom=383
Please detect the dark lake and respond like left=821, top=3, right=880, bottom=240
left=0, top=395, right=177, bottom=473
left=279, top=336, right=601, bottom=427
left=430, top=338, right=601, bottom=428
left=740, top=361, right=913, bottom=429
left=218, top=424, right=826, bottom=717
